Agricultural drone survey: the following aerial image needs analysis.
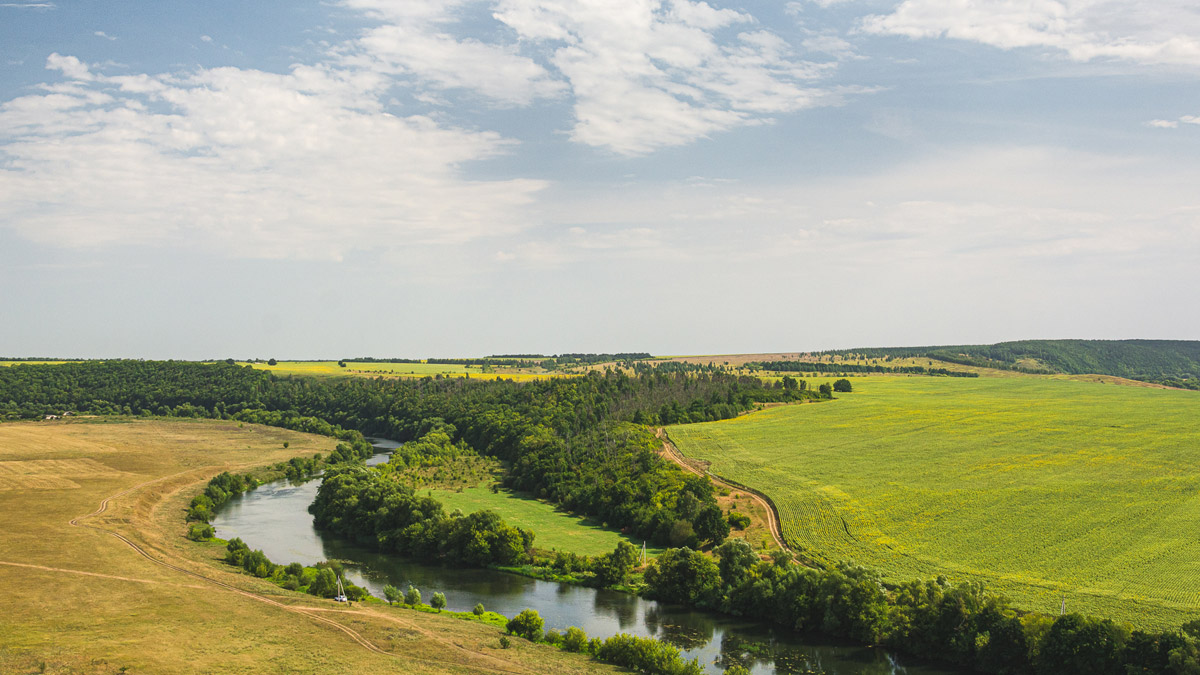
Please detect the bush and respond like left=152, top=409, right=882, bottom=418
left=383, top=584, right=401, bottom=605
left=186, top=522, right=214, bottom=541
left=431, top=591, right=446, bottom=612
left=404, top=585, right=421, bottom=606
left=563, top=626, right=588, bottom=653
left=594, top=633, right=703, bottom=675
left=499, top=636, right=511, bottom=649
left=727, top=512, right=751, bottom=530
left=833, top=378, right=852, bottom=393
left=507, top=609, right=544, bottom=641
left=473, top=603, right=485, bottom=616
left=544, top=629, right=563, bottom=646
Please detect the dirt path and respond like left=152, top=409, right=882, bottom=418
left=656, top=428, right=788, bottom=552
left=65, top=473, right=397, bottom=659
left=57, top=469, right=534, bottom=674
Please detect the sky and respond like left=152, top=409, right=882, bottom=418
left=1, top=0, right=1198, bottom=359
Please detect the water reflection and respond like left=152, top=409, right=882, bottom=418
left=212, top=441, right=958, bottom=675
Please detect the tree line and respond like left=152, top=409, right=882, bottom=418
left=644, top=541, right=1200, bottom=675
left=753, top=360, right=979, bottom=377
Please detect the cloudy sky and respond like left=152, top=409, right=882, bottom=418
left=1, top=0, right=1198, bottom=359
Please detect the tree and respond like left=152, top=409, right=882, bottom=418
left=507, top=608, right=544, bottom=641
left=431, top=591, right=446, bottom=612
left=404, top=584, right=422, bottom=606
left=833, top=378, right=852, bottom=393
left=473, top=603, right=486, bottom=616
left=644, top=547, right=721, bottom=608
left=1036, top=614, right=1128, bottom=675
left=716, top=539, right=758, bottom=587
left=818, top=383, right=833, bottom=397
left=268, top=358, right=278, bottom=366
left=383, top=584, right=401, bottom=605
left=694, top=504, right=731, bottom=545
left=781, top=375, right=798, bottom=391
left=593, top=541, right=638, bottom=586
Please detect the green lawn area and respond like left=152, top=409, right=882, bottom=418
left=430, top=487, right=664, bottom=558
left=667, top=376, right=1200, bottom=629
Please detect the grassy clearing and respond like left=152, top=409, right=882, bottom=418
left=667, top=376, right=1200, bottom=629
left=0, top=418, right=617, bottom=674
left=430, top=486, right=665, bottom=558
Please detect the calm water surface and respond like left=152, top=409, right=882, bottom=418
left=212, top=440, right=957, bottom=675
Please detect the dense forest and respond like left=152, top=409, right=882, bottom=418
left=0, top=360, right=817, bottom=546
left=824, top=339, right=1200, bottom=387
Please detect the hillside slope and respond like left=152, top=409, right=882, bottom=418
left=826, top=339, right=1200, bottom=385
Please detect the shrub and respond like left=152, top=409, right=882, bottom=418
left=499, top=636, right=511, bottom=649
left=563, top=626, right=588, bottom=653
left=431, top=591, right=446, bottom=612
left=507, top=609, right=544, bottom=641
left=544, top=629, right=562, bottom=646
left=473, top=603, right=485, bottom=616
left=383, top=584, right=401, bottom=605
left=186, top=522, right=214, bottom=541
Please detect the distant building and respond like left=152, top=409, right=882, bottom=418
left=44, top=414, right=59, bottom=420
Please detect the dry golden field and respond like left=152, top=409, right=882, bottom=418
left=0, top=418, right=617, bottom=674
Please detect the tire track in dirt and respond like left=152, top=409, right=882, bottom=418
left=656, top=428, right=788, bottom=552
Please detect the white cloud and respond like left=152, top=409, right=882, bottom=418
left=0, top=57, right=546, bottom=260
left=0, top=2, right=55, bottom=7
left=861, top=0, right=1200, bottom=68
left=200, top=35, right=213, bottom=43
left=1147, top=114, right=1200, bottom=128
left=45, top=53, right=94, bottom=81
left=94, top=31, right=116, bottom=41
left=490, top=0, right=849, bottom=154
left=526, top=145, right=1199, bottom=271
left=338, top=0, right=855, bottom=154
left=353, top=24, right=566, bottom=106
left=340, top=0, right=564, bottom=107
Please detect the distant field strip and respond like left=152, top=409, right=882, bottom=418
left=668, top=377, right=1200, bottom=629
left=0, top=458, right=127, bottom=490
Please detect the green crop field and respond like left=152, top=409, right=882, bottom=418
left=667, top=376, right=1200, bottom=629
left=430, top=487, right=664, bottom=558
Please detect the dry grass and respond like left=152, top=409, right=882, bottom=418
left=0, top=418, right=619, bottom=674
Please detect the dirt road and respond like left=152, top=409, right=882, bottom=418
left=655, top=428, right=788, bottom=552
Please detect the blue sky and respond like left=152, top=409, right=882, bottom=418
left=1, top=0, right=1198, bottom=359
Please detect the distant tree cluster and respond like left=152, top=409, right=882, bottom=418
left=753, top=360, right=978, bottom=378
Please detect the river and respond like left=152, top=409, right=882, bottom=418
left=212, top=439, right=957, bottom=675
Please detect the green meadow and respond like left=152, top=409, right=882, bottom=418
left=430, top=487, right=664, bottom=558
left=667, top=376, right=1200, bottom=629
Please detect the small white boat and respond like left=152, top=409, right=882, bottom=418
left=334, top=574, right=348, bottom=602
